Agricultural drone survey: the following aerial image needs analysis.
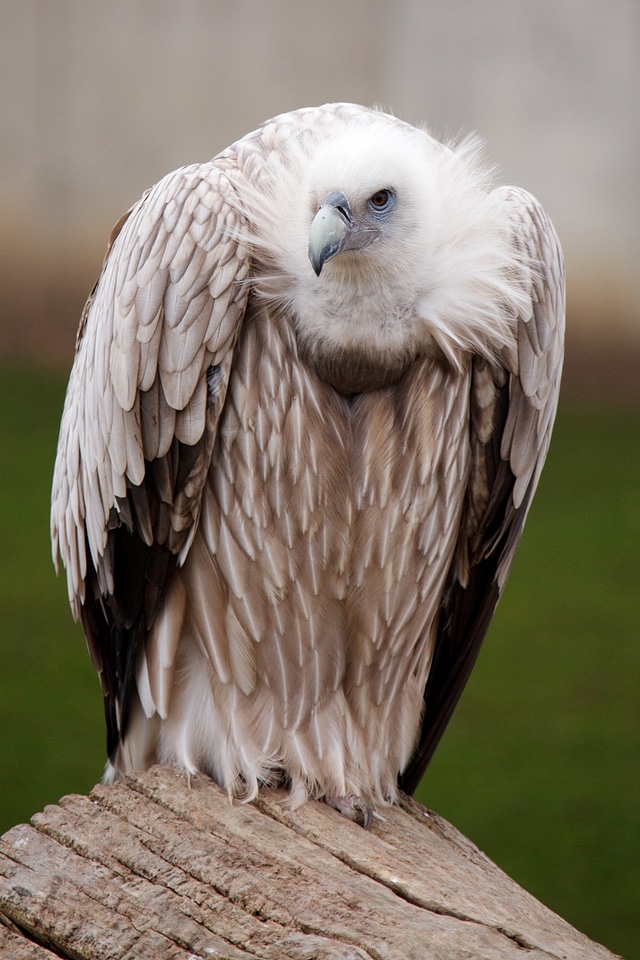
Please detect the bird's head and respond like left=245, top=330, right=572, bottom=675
left=247, top=106, right=529, bottom=391
left=303, top=120, right=436, bottom=290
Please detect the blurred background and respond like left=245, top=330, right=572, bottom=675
left=1, top=1, right=638, bottom=956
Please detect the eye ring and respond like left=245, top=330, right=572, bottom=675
left=368, top=189, right=394, bottom=213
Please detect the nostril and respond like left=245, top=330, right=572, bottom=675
left=320, top=190, right=354, bottom=226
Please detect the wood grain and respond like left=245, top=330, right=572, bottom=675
left=0, top=766, right=620, bottom=959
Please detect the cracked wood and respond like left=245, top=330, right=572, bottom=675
left=0, top=766, right=620, bottom=960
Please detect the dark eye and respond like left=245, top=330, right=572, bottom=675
left=368, top=189, right=394, bottom=213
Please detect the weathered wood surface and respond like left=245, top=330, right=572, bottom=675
left=0, top=765, right=620, bottom=960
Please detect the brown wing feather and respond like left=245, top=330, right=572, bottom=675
left=51, top=164, right=251, bottom=759
left=400, top=187, right=565, bottom=793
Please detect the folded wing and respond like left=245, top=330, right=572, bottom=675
left=400, top=186, right=565, bottom=792
left=51, top=162, right=251, bottom=758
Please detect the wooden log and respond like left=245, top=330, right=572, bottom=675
left=0, top=765, right=621, bottom=960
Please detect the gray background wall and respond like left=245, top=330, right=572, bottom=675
left=1, top=0, right=638, bottom=396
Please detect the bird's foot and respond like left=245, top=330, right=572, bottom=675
left=324, top=792, right=374, bottom=829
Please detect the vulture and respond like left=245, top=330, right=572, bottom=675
left=51, top=103, right=564, bottom=826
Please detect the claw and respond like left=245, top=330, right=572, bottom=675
left=324, top=793, right=374, bottom=829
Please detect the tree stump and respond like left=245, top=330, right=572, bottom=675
left=0, top=765, right=621, bottom=959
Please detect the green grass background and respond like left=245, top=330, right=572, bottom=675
left=1, top=365, right=638, bottom=959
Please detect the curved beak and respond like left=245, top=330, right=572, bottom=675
left=308, top=191, right=354, bottom=276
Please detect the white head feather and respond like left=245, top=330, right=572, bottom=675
left=241, top=108, right=531, bottom=380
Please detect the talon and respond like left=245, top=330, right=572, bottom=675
left=324, top=793, right=374, bottom=829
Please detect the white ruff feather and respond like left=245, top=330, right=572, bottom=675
left=239, top=109, right=531, bottom=375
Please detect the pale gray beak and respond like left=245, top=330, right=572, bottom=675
left=308, top=191, right=354, bottom=276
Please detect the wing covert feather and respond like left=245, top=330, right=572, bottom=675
left=400, top=186, right=565, bottom=793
